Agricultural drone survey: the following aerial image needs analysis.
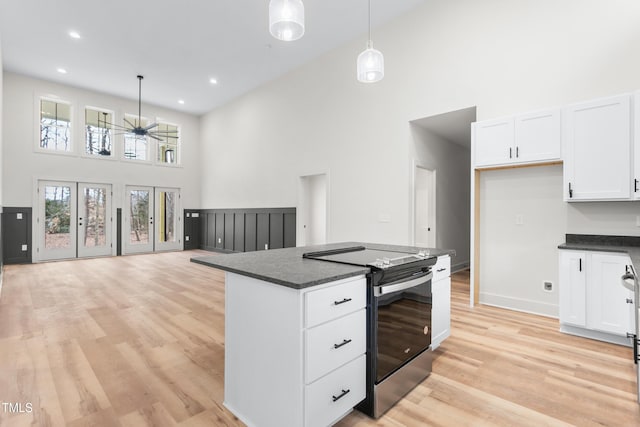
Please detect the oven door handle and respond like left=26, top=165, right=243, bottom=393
left=374, top=272, right=433, bottom=296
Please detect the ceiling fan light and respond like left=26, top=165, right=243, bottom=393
left=269, top=0, right=305, bottom=41
left=357, top=45, right=384, bottom=83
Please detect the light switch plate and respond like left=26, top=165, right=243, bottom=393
left=16, top=213, right=23, bottom=220
left=186, top=236, right=190, bottom=241
left=21, top=244, right=27, bottom=251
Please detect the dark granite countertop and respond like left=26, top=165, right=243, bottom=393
left=558, top=234, right=640, bottom=270
left=191, top=242, right=455, bottom=289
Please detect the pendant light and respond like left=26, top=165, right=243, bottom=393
left=357, top=0, right=384, bottom=83
left=269, top=0, right=305, bottom=42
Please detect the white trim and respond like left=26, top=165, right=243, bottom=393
left=479, top=292, right=559, bottom=318
left=34, top=94, right=76, bottom=157
left=411, top=160, right=437, bottom=248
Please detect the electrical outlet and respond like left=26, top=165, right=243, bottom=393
left=186, top=236, right=190, bottom=241
left=218, top=237, right=222, bottom=244
left=543, top=281, right=553, bottom=292
left=265, top=243, right=269, bottom=250
left=16, top=213, right=23, bottom=220
left=21, top=244, right=28, bottom=252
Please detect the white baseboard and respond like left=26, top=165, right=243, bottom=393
left=480, top=292, right=559, bottom=318
left=452, top=261, right=469, bottom=272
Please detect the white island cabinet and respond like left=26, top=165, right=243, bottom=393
left=224, top=272, right=367, bottom=427
left=431, top=255, right=451, bottom=349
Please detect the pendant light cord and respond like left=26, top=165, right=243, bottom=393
left=368, top=0, right=372, bottom=45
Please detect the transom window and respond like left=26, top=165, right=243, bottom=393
left=85, top=107, right=113, bottom=157
left=156, top=122, right=180, bottom=165
left=123, top=113, right=150, bottom=161
left=40, top=98, right=72, bottom=152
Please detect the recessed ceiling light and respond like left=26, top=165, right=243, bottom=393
left=178, top=100, right=185, bottom=105
left=209, top=78, right=218, bottom=85
left=69, top=30, right=81, bottom=39
left=57, top=68, right=67, bottom=74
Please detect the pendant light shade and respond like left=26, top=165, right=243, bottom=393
left=357, top=0, right=384, bottom=83
left=269, top=0, right=305, bottom=42
left=357, top=42, right=384, bottom=83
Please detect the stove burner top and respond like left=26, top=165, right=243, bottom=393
left=302, top=246, right=431, bottom=269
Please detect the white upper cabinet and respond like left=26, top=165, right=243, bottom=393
left=473, top=108, right=561, bottom=168
left=473, top=117, right=513, bottom=167
left=563, top=93, right=632, bottom=201
left=514, top=109, right=561, bottom=163
left=633, top=91, right=640, bottom=199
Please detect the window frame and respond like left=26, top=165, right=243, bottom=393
left=83, top=106, right=117, bottom=160
left=154, top=119, right=181, bottom=167
left=121, top=113, right=152, bottom=164
left=35, top=95, right=75, bottom=156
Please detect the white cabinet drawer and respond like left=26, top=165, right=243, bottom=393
left=305, top=309, right=366, bottom=384
left=305, top=277, right=366, bottom=328
left=432, top=255, right=451, bottom=282
left=305, top=354, right=366, bottom=427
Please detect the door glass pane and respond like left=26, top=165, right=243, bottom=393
left=44, top=185, right=72, bottom=248
left=158, top=191, right=176, bottom=243
left=129, top=190, right=150, bottom=244
left=83, top=187, right=107, bottom=247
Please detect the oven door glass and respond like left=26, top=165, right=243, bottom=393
left=375, top=279, right=431, bottom=383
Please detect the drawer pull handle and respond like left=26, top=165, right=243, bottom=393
left=334, top=339, right=352, bottom=349
left=332, top=388, right=350, bottom=402
left=334, top=298, right=352, bottom=306
left=437, top=268, right=446, bottom=272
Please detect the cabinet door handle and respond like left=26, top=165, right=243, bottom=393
left=332, top=388, right=351, bottom=402
left=334, top=298, right=352, bottom=306
left=516, top=146, right=519, bottom=158
left=334, top=339, right=352, bottom=349
left=509, top=147, right=513, bottom=159
left=579, top=258, right=582, bottom=272
left=627, top=298, right=633, bottom=304
left=437, top=268, right=447, bottom=272
left=568, top=182, right=573, bottom=199
left=635, top=179, right=639, bottom=193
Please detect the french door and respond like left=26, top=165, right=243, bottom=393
left=124, top=186, right=181, bottom=254
left=38, top=181, right=112, bottom=261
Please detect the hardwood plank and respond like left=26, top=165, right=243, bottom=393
left=0, top=250, right=638, bottom=426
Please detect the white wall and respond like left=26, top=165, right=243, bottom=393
left=3, top=72, right=201, bottom=208
left=411, top=125, right=470, bottom=270
left=479, top=165, right=567, bottom=317
left=199, top=0, right=640, bottom=249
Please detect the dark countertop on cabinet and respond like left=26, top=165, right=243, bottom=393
left=191, top=242, right=455, bottom=289
left=558, top=234, right=640, bottom=271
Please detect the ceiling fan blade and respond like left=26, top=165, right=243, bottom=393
left=124, top=118, right=137, bottom=129
left=147, top=133, right=162, bottom=141
left=143, top=122, right=158, bottom=131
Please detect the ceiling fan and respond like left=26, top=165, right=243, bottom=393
left=111, top=75, right=178, bottom=141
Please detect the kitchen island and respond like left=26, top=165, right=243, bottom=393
left=192, top=242, right=454, bottom=427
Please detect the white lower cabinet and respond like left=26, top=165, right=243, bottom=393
left=559, top=250, right=634, bottom=345
left=431, top=255, right=451, bottom=349
left=224, top=272, right=366, bottom=427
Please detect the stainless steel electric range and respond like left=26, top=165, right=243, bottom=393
left=303, top=246, right=436, bottom=418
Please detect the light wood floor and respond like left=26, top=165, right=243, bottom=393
left=0, top=251, right=638, bottom=426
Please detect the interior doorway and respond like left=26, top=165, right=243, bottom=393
left=298, top=173, right=328, bottom=246
left=37, top=180, right=112, bottom=261
left=414, top=166, right=436, bottom=248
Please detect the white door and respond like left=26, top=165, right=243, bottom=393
left=78, top=183, right=112, bottom=257
left=414, top=166, right=436, bottom=248
left=125, top=186, right=154, bottom=254
left=298, top=174, right=327, bottom=246
left=563, top=93, right=631, bottom=201
left=558, top=250, right=587, bottom=327
left=38, top=181, right=77, bottom=260
left=155, top=187, right=181, bottom=251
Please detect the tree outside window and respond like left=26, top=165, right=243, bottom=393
left=40, top=99, right=71, bottom=152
